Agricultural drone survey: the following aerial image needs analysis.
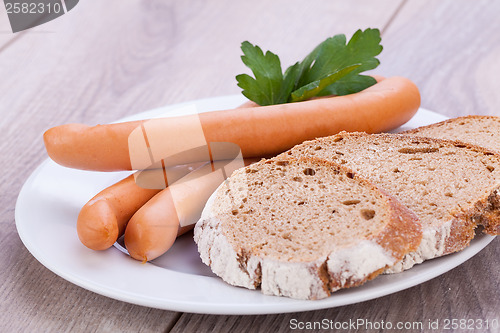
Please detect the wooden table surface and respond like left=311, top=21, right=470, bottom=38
left=1, top=1, right=499, bottom=332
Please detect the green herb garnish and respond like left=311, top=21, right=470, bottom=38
left=236, top=28, right=383, bottom=106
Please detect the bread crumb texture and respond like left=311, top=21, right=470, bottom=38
left=194, top=157, right=421, bottom=299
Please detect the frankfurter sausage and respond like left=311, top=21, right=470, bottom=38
left=124, top=158, right=255, bottom=262
left=44, top=76, right=420, bottom=171
left=77, top=164, right=202, bottom=250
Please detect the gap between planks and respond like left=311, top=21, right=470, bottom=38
left=164, top=312, right=183, bottom=333
left=381, top=0, right=407, bottom=35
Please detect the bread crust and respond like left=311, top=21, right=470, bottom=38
left=194, top=158, right=422, bottom=300
left=402, top=115, right=500, bottom=136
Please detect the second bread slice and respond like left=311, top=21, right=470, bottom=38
left=284, top=132, right=500, bottom=272
left=404, top=115, right=500, bottom=152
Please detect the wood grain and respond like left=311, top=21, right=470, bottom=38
left=1, top=0, right=499, bottom=332
left=378, top=0, right=500, bottom=117
left=0, top=5, right=17, bottom=48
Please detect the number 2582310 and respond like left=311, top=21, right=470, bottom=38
left=5, top=2, right=62, bottom=14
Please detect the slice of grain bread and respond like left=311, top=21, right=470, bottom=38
left=283, top=132, right=500, bottom=272
left=194, top=157, right=421, bottom=300
left=404, top=115, right=500, bottom=153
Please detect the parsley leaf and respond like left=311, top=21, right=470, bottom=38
left=236, top=28, right=382, bottom=105
left=236, top=41, right=290, bottom=106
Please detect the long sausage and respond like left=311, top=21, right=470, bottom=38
left=44, top=77, right=420, bottom=171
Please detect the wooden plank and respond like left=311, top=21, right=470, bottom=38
left=0, top=0, right=404, bottom=130
left=378, top=0, right=500, bottom=117
left=0, top=2, right=50, bottom=51
left=0, top=5, right=19, bottom=49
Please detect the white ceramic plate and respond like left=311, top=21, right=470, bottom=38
left=16, top=95, right=496, bottom=315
